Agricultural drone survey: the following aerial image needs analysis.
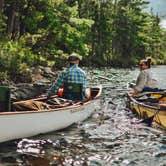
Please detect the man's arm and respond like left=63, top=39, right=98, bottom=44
left=47, top=72, right=65, bottom=96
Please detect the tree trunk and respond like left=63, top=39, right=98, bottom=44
left=20, top=0, right=31, bottom=36
left=0, top=0, right=4, bottom=12
left=7, top=5, right=16, bottom=35
left=11, top=12, right=20, bottom=40
left=6, top=2, right=21, bottom=40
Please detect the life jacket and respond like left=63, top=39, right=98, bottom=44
left=57, top=88, right=64, bottom=97
left=62, top=82, right=83, bottom=100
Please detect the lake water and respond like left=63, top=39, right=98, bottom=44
left=0, top=66, right=166, bottom=166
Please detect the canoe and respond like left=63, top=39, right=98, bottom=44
left=127, top=91, right=166, bottom=128
left=0, top=85, right=102, bottom=143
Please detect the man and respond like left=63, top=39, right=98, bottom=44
left=47, top=53, right=87, bottom=100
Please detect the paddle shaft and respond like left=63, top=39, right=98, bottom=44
left=150, top=109, right=160, bottom=118
left=158, top=93, right=166, bottom=100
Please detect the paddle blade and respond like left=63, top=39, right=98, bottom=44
left=139, top=116, right=154, bottom=126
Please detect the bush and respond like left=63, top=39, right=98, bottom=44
left=0, top=38, right=36, bottom=82
left=0, top=71, right=8, bottom=82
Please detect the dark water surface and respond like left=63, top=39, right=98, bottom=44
left=0, top=66, right=166, bottom=166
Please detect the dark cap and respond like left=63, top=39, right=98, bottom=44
left=67, top=53, right=80, bottom=62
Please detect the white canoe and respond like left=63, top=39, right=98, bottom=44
left=0, top=85, right=102, bottom=143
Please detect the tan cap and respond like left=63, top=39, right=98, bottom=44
left=67, top=53, right=80, bottom=62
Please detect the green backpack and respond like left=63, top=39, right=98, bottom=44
left=63, top=82, right=83, bottom=100
left=0, top=86, right=11, bottom=111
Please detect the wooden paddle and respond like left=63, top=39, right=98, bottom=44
left=135, top=91, right=165, bottom=98
left=135, top=91, right=166, bottom=103
left=35, top=94, right=58, bottom=101
left=139, top=109, right=160, bottom=125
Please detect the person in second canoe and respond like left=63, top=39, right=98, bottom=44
left=47, top=53, right=87, bottom=101
left=130, top=57, right=158, bottom=96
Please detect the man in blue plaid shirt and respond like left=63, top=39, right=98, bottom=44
left=47, top=53, right=87, bottom=100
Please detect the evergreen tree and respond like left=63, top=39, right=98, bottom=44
left=111, top=0, right=150, bottom=66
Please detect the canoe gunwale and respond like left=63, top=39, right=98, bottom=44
left=127, top=93, right=160, bottom=110
left=127, top=92, right=166, bottom=116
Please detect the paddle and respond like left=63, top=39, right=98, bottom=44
left=135, top=91, right=165, bottom=98
left=35, top=94, right=58, bottom=101
left=138, top=108, right=160, bottom=126
left=135, top=91, right=166, bottom=103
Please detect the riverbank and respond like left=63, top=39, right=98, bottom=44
left=1, top=66, right=57, bottom=101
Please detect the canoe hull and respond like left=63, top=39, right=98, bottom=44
left=0, top=86, right=102, bottom=143
left=0, top=99, right=100, bottom=143
left=127, top=93, right=166, bottom=128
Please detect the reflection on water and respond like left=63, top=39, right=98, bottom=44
left=0, top=66, right=166, bottom=166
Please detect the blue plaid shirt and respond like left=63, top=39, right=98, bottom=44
left=48, top=64, right=86, bottom=98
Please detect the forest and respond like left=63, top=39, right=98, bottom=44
left=0, top=0, right=166, bottom=81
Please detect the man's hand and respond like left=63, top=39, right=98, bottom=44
left=46, top=95, right=52, bottom=99
left=128, top=88, right=137, bottom=97
left=38, top=94, right=47, bottom=98
left=128, top=83, right=135, bottom=88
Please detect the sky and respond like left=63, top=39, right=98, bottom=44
left=145, top=0, right=166, bottom=28
left=146, top=0, right=166, bottom=16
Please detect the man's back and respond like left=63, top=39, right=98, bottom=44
left=63, top=65, right=86, bottom=83
left=62, top=65, right=86, bottom=100
left=47, top=54, right=87, bottom=100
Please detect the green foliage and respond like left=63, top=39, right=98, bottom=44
left=0, top=71, right=8, bottom=82
left=112, top=1, right=146, bottom=62
left=30, top=1, right=93, bottom=65
left=0, top=0, right=166, bottom=83
left=0, top=38, right=35, bottom=82
left=24, top=11, right=44, bottom=33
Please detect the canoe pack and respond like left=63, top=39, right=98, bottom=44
left=12, top=97, right=74, bottom=111
left=0, top=86, right=11, bottom=111
left=13, top=100, right=49, bottom=111
left=62, top=82, right=83, bottom=100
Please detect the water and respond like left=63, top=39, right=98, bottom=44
left=0, top=66, right=166, bottom=166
